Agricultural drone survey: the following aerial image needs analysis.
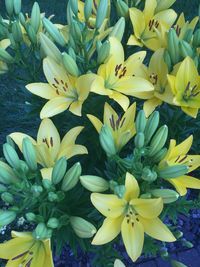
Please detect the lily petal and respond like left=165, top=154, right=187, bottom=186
left=26, top=83, right=58, bottom=99
left=9, top=133, right=36, bottom=152
left=124, top=173, right=140, bottom=201
left=87, top=114, right=103, bottom=133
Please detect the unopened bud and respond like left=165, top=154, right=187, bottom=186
left=5, top=0, right=14, bottom=16
left=31, top=2, right=41, bottom=33
left=13, top=0, right=21, bottom=15
left=61, top=162, right=81, bottom=192
left=3, top=143, right=20, bottom=170
left=0, top=210, right=16, bottom=227
left=80, top=175, right=109, bottom=192
left=99, top=125, right=117, bottom=156
left=109, top=17, right=125, bottom=41
left=62, top=52, right=79, bottom=76
left=22, top=138, right=37, bottom=171
left=97, top=41, right=110, bottom=64
left=47, top=217, right=59, bottom=229
left=70, top=216, right=96, bottom=238
left=52, top=157, right=67, bottom=184
left=96, top=0, right=108, bottom=29
left=43, top=18, right=66, bottom=46
left=1, top=192, right=14, bottom=204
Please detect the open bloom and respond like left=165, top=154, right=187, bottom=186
left=10, top=118, right=87, bottom=179
left=91, top=173, right=175, bottom=262
left=173, top=13, right=199, bottom=39
left=26, top=57, right=95, bottom=118
left=140, top=48, right=174, bottom=116
left=168, top=57, right=200, bottom=118
left=159, top=135, right=200, bottom=196
left=0, top=231, right=53, bottom=267
left=0, top=39, right=10, bottom=74
left=91, top=37, right=154, bottom=111
left=87, top=102, right=136, bottom=152
left=128, top=0, right=177, bottom=51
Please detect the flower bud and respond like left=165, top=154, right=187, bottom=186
left=42, top=179, right=53, bottom=190
left=97, top=41, right=110, bottom=64
left=116, top=0, right=129, bottom=18
left=22, top=138, right=37, bottom=171
left=1, top=192, right=14, bottom=204
left=52, top=157, right=67, bottom=185
left=193, top=29, right=200, bottom=48
left=25, top=212, right=36, bottom=222
left=174, top=230, right=183, bottom=239
left=27, top=24, right=37, bottom=44
left=61, top=162, right=82, bottom=192
left=62, top=52, right=80, bottom=76
left=109, top=17, right=125, bottom=41
left=179, top=40, right=194, bottom=58
left=0, top=210, right=16, bottom=227
left=13, top=0, right=21, bottom=15
left=140, top=193, right=152, bottom=199
left=19, top=12, right=26, bottom=27
left=163, top=50, right=172, bottom=71
left=150, top=189, right=179, bottom=203
left=99, top=125, right=117, bottom=157
left=71, top=20, right=82, bottom=42
left=43, top=18, right=66, bottom=47
left=5, top=0, right=14, bottom=16
left=183, top=240, right=193, bottom=248
left=0, top=48, right=14, bottom=63
left=31, top=2, right=41, bottom=33
left=144, top=111, right=159, bottom=145
left=158, top=165, right=189, bottom=179
left=142, top=167, right=157, bottom=182
left=84, top=0, right=93, bottom=21
left=171, top=260, right=187, bottom=267
left=148, top=125, right=168, bottom=157
left=134, top=132, right=145, bottom=149
left=48, top=191, right=58, bottom=202
left=69, top=0, right=78, bottom=15
left=31, top=185, right=43, bottom=197
left=80, top=175, right=109, bottom=192
left=33, top=223, right=49, bottom=240
left=47, top=217, right=59, bottom=229
left=96, top=0, right=108, bottom=29
left=3, top=143, right=20, bottom=170
left=12, top=22, right=23, bottom=43
left=68, top=47, right=76, bottom=61
left=39, top=33, right=62, bottom=63
left=0, top=161, right=18, bottom=184
left=114, top=185, right=126, bottom=199
left=152, top=147, right=167, bottom=163
left=135, top=110, right=146, bottom=133
left=70, top=216, right=96, bottom=238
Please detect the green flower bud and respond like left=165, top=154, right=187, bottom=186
left=31, top=185, right=43, bottom=197
left=71, top=20, right=82, bottom=42
left=171, top=260, right=187, bottom=267
left=13, top=0, right=21, bottom=15
left=27, top=24, right=37, bottom=44
left=33, top=223, right=49, bottom=240
left=42, top=179, right=53, bottom=190
left=114, top=185, right=126, bottom=199
left=25, top=212, right=36, bottom=222
left=0, top=161, right=18, bottom=184
left=163, top=49, right=172, bottom=71
left=97, top=41, right=110, bottom=64
left=96, top=0, right=108, bottom=29
left=62, top=52, right=80, bottom=76
left=68, top=47, right=76, bottom=61
left=157, top=165, right=189, bottom=179
left=3, top=143, right=20, bottom=170
left=47, top=217, right=59, bottom=229
left=152, top=147, right=167, bottom=163
left=144, top=111, right=160, bottom=145
left=148, top=125, right=168, bottom=157
left=150, top=189, right=179, bottom=203
left=80, top=175, right=109, bottom=192
left=31, top=2, right=41, bottom=33
left=160, top=250, right=168, bottom=258
left=19, top=160, right=29, bottom=174
left=22, top=138, right=37, bottom=171
left=0, top=184, right=7, bottom=193
left=0, top=48, right=14, bottom=63
left=140, top=193, right=152, bottom=199
left=69, top=0, right=78, bottom=15
left=183, top=240, right=193, bottom=248
left=174, top=230, right=183, bottom=239
left=167, top=29, right=180, bottom=65
left=183, top=29, right=193, bottom=43
left=5, top=0, right=14, bottom=16
left=1, top=192, right=14, bottom=204
left=142, top=167, right=157, bottom=182
left=134, top=132, right=145, bottom=149
left=99, top=125, right=117, bottom=157
left=61, top=162, right=81, bottom=192
left=193, top=29, right=200, bottom=47
left=66, top=2, right=74, bottom=25
left=116, top=0, right=129, bottom=18
left=48, top=191, right=58, bottom=202
left=179, top=40, right=194, bottom=58
left=52, top=157, right=67, bottom=185
left=39, top=33, right=62, bottom=63
left=19, top=12, right=26, bottom=27
left=43, top=18, right=66, bottom=46
left=70, top=216, right=96, bottom=238
left=0, top=210, right=16, bottom=227
left=136, top=110, right=147, bottom=133
left=6, top=136, right=15, bottom=149
left=109, top=17, right=125, bottom=41
left=84, top=0, right=93, bottom=21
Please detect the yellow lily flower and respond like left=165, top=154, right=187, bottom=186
left=91, top=37, right=154, bottom=111
left=87, top=102, right=136, bottom=152
left=173, top=13, right=199, bottom=39
left=26, top=57, right=95, bottom=118
left=0, top=39, right=10, bottom=74
left=91, top=173, right=175, bottom=262
left=159, top=135, right=200, bottom=196
left=0, top=231, right=53, bottom=267
left=155, top=0, right=176, bottom=12
left=10, top=118, right=87, bottom=179
left=128, top=0, right=177, bottom=51
left=167, top=57, right=200, bottom=118
left=141, top=48, right=174, bottom=116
